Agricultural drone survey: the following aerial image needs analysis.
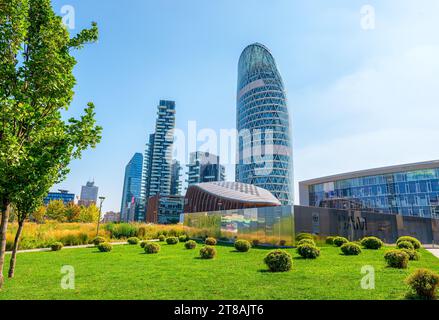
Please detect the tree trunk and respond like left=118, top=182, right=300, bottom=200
left=8, top=218, right=24, bottom=278
left=0, top=201, right=11, bottom=289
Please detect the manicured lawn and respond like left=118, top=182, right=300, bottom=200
left=1, top=243, right=438, bottom=300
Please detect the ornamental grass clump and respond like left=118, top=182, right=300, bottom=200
left=401, top=248, right=421, bottom=261
left=396, top=236, right=421, bottom=250
left=98, top=242, right=113, bottom=252
left=384, top=250, right=409, bottom=269
left=92, top=236, right=106, bottom=246
left=297, top=238, right=316, bottom=247
left=341, top=242, right=362, bottom=256
left=185, top=240, right=197, bottom=250
left=297, top=244, right=320, bottom=259
left=397, top=241, right=414, bottom=250
left=145, top=243, right=160, bottom=254
left=51, top=242, right=63, bottom=252
left=166, top=237, right=179, bottom=245
left=406, top=268, right=439, bottom=300
left=234, top=240, right=251, bottom=252
left=127, top=237, right=140, bottom=245
left=264, top=250, right=292, bottom=272
left=360, top=236, right=383, bottom=250
left=325, top=236, right=335, bottom=245
left=205, top=237, right=217, bottom=246
left=200, top=246, right=217, bottom=259
left=333, top=236, right=349, bottom=247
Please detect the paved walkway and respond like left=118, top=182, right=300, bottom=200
left=427, top=249, right=439, bottom=259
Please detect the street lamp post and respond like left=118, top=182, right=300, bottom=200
left=96, top=196, right=106, bottom=237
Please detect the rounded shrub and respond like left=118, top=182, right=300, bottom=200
left=325, top=236, right=335, bottom=245
left=333, top=236, right=349, bottom=247
left=401, top=248, right=421, bottom=261
left=185, top=240, right=197, bottom=250
left=264, top=250, right=292, bottom=272
left=297, top=244, right=320, bottom=259
left=234, top=240, right=251, bottom=252
left=92, top=236, right=106, bottom=246
left=205, top=237, right=217, bottom=246
left=406, top=268, right=439, bottom=300
left=341, top=242, right=362, bottom=255
left=127, top=237, right=140, bottom=245
left=158, top=235, right=166, bottom=242
left=295, top=233, right=315, bottom=242
left=51, top=242, right=63, bottom=251
left=166, top=237, right=179, bottom=245
left=360, top=236, right=383, bottom=250
left=297, top=238, right=316, bottom=247
left=384, top=250, right=409, bottom=269
left=140, top=241, right=147, bottom=248
left=397, top=240, right=414, bottom=250
left=98, top=242, right=113, bottom=252
left=145, top=242, right=160, bottom=254
left=396, top=236, right=421, bottom=250
left=179, top=235, right=189, bottom=242
left=199, top=246, right=217, bottom=259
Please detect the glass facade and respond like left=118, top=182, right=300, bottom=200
left=308, top=168, right=439, bottom=218
left=236, top=43, right=293, bottom=205
left=183, top=205, right=295, bottom=246
left=120, top=153, right=143, bottom=222
left=44, top=191, right=75, bottom=205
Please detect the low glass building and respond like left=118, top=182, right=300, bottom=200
left=299, top=160, right=439, bottom=218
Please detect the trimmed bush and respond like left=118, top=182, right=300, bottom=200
left=127, top=237, right=140, bottom=245
left=234, top=240, right=251, bottom=252
left=158, top=235, right=166, bottom=242
left=51, top=242, right=63, bottom=251
left=397, top=240, right=414, bottom=250
left=297, top=239, right=316, bottom=247
left=92, top=236, right=106, bottom=246
left=361, top=236, right=383, bottom=250
left=200, top=246, right=217, bottom=259
left=295, top=233, right=315, bottom=242
left=264, top=250, right=292, bottom=272
left=325, top=236, right=335, bottom=245
left=397, top=236, right=421, bottom=250
left=98, top=242, right=113, bottom=252
left=205, top=237, right=217, bottom=246
left=333, top=236, right=349, bottom=247
left=384, top=250, right=409, bottom=269
left=297, top=244, right=320, bottom=259
left=401, top=248, right=421, bottom=261
left=406, top=268, right=439, bottom=300
left=179, top=235, right=189, bottom=242
left=341, top=242, right=362, bottom=256
left=144, top=242, right=160, bottom=254
left=166, top=237, right=179, bottom=245
left=185, top=240, right=197, bottom=250
left=140, top=241, right=147, bottom=248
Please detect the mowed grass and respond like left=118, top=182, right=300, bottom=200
left=1, top=243, right=438, bottom=300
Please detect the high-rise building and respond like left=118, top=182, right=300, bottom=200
left=120, top=153, right=143, bottom=222
left=170, top=160, right=182, bottom=196
left=236, top=43, right=293, bottom=205
left=141, top=100, right=177, bottom=207
left=186, top=151, right=225, bottom=186
left=79, top=181, right=99, bottom=207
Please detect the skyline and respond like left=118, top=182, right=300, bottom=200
left=50, top=0, right=439, bottom=213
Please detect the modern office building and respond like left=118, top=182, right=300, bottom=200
left=44, top=190, right=75, bottom=205
left=120, top=153, right=143, bottom=222
left=78, top=181, right=98, bottom=207
left=170, top=160, right=182, bottom=196
left=299, top=160, right=439, bottom=218
left=184, top=181, right=281, bottom=213
left=146, top=194, right=185, bottom=224
left=236, top=43, right=293, bottom=206
left=186, top=151, right=225, bottom=186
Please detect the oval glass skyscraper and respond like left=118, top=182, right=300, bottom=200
left=236, top=43, right=293, bottom=205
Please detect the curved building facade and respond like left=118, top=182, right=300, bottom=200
left=236, top=43, right=293, bottom=205
left=184, top=181, right=281, bottom=213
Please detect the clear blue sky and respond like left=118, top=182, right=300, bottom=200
left=51, top=0, right=439, bottom=213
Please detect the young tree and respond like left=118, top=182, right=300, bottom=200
left=65, top=203, right=81, bottom=222
left=0, top=0, right=101, bottom=288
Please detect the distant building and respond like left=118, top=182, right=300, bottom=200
left=79, top=181, right=99, bottom=207
left=120, top=153, right=143, bottom=222
left=103, top=211, right=120, bottom=223
left=146, top=194, right=185, bottom=224
left=170, top=160, right=182, bottom=196
left=186, top=152, right=225, bottom=186
left=44, top=190, right=75, bottom=205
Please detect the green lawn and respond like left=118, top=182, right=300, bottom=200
left=1, top=243, right=438, bottom=300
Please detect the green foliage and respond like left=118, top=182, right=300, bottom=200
left=295, top=233, right=315, bottom=242
left=251, top=239, right=260, bottom=247
left=333, top=236, right=349, bottom=247
left=325, top=236, right=335, bottom=245
left=205, top=237, right=217, bottom=246
left=50, top=242, right=63, bottom=251
left=297, top=244, right=320, bottom=259
left=199, top=246, right=217, bottom=259
left=97, top=242, right=112, bottom=252
left=46, top=200, right=66, bottom=222
left=234, top=240, right=251, bottom=252
left=384, top=250, right=409, bottom=269
left=158, top=235, right=166, bottom=242
left=140, top=241, right=147, bottom=248
left=144, top=243, right=160, bottom=254
left=77, top=204, right=100, bottom=223
left=105, top=223, right=137, bottom=239
left=406, top=268, right=439, bottom=300
left=396, top=236, right=421, bottom=250
left=340, top=242, right=362, bottom=255
left=360, top=236, right=383, bottom=250
left=397, top=241, right=414, bottom=250
left=401, top=248, right=420, bottom=261
left=166, top=237, right=179, bottom=245
left=264, top=250, right=292, bottom=272
left=127, top=237, right=140, bottom=245
left=185, top=240, right=197, bottom=250
left=179, top=235, right=189, bottom=242
left=92, top=236, right=106, bottom=246
left=297, top=238, right=316, bottom=247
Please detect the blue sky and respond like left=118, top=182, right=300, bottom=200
left=51, top=0, right=439, bottom=213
